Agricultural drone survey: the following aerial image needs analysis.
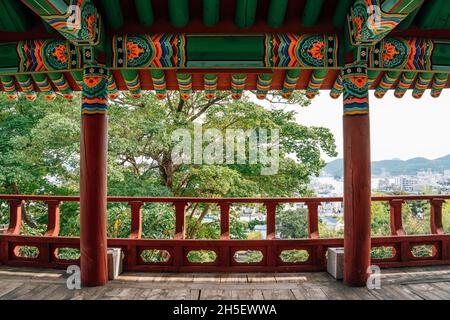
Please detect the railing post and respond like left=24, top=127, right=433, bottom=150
left=430, top=198, right=445, bottom=235
left=7, top=200, right=23, bottom=235
left=219, top=202, right=231, bottom=268
left=265, top=202, right=277, bottom=240
left=129, top=201, right=143, bottom=239
left=265, top=202, right=278, bottom=268
left=389, top=199, right=404, bottom=236
left=219, top=202, right=230, bottom=240
left=174, top=202, right=187, bottom=240
left=307, top=202, right=320, bottom=239
left=45, top=200, right=61, bottom=236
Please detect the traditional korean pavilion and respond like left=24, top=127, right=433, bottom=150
left=0, top=0, right=450, bottom=288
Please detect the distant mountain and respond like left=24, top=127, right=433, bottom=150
left=324, top=154, right=450, bottom=178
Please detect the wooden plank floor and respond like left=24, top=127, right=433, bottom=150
left=0, top=265, right=449, bottom=300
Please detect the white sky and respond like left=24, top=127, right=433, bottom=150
left=280, top=89, right=450, bottom=162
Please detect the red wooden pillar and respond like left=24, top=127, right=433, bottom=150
left=219, top=202, right=231, bottom=267
left=342, top=64, right=372, bottom=287
left=80, top=66, right=109, bottom=287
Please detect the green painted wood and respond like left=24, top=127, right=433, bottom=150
left=0, top=0, right=30, bottom=32
left=186, top=35, right=264, bottom=66
left=71, top=71, right=83, bottom=87
left=42, top=20, right=56, bottom=33
left=397, top=5, right=422, bottom=30
left=21, top=0, right=68, bottom=16
left=168, top=0, right=189, bottom=28
left=267, top=0, right=288, bottom=28
left=235, top=0, right=257, bottom=29
left=416, top=0, right=450, bottom=29
left=431, top=42, right=450, bottom=71
left=0, top=43, right=19, bottom=73
left=203, top=0, right=220, bottom=27
left=134, top=0, right=154, bottom=27
left=302, top=0, right=325, bottom=27
left=100, top=0, right=124, bottom=30
left=332, top=0, right=353, bottom=29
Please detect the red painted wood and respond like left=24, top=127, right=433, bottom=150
left=265, top=202, right=277, bottom=240
left=45, top=200, right=61, bottom=237
left=389, top=199, right=404, bottom=236
left=430, top=198, right=445, bottom=235
left=307, top=202, right=320, bottom=239
left=219, top=202, right=230, bottom=240
left=129, top=201, right=143, bottom=239
left=7, top=200, right=23, bottom=235
left=174, top=202, right=187, bottom=240
left=80, top=115, right=108, bottom=286
left=343, top=115, right=372, bottom=287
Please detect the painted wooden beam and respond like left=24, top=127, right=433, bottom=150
left=332, top=0, right=353, bottom=29
left=430, top=73, right=448, bottom=98
left=47, top=72, right=74, bottom=99
left=204, top=73, right=218, bottom=99
left=347, top=0, right=425, bottom=46
left=168, top=0, right=189, bottom=28
left=256, top=73, right=273, bottom=99
left=0, top=0, right=31, bottom=32
left=330, top=72, right=343, bottom=99
left=150, top=69, right=167, bottom=99
left=394, top=71, right=416, bottom=98
left=32, top=73, right=56, bottom=101
left=0, top=75, right=18, bottom=100
left=177, top=73, right=193, bottom=100
left=412, top=72, right=433, bottom=98
left=100, top=0, right=123, bottom=30
left=21, top=0, right=104, bottom=47
left=281, top=70, right=300, bottom=99
left=203, top=0, right=220, bottom=27
left=397, top=5, right=422, bottom=30
left=302, top=0, right=325, bottom=27
left=16, top=74, right=37, bottom=101
left=134, top=0, right=154, bottom=27
left=267, top=0, right=288, bottom=28
left=122, top=70, right=142, bottom=98
left=231, top=74, right=247, bottom=99
left=107, top=74, right=119, bottom=100
left=235, top=0, right=257, bottom=29
left=416, top=0, right=450, bottom=29
left=374, top=71, right=401, bottom=98
left=306, top=69, right=328, bottom=99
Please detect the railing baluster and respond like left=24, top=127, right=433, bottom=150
left=389, top=199, right=404, bottom=236
left=307, top=202, right=320, bottom=239
left=265, top=202, right=277, bottom=240
left=45, top=200, right=61, bottom=237
left=129, top=201, right=143, bottom=239
left=174, top=201, right=187, bottom=240
left=7, top=200, right=23, bottom=235
left=219, top=202, right=230, bottom=240
left=430, top=198, right=445, bottom=235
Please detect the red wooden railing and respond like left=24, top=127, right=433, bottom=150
left=0, top=195, right=449, bottom=272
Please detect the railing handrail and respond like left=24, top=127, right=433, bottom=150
left=0, top=194, right=449, bottom=203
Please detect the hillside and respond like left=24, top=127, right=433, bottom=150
left=324, top=154, right=450, bottom=178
